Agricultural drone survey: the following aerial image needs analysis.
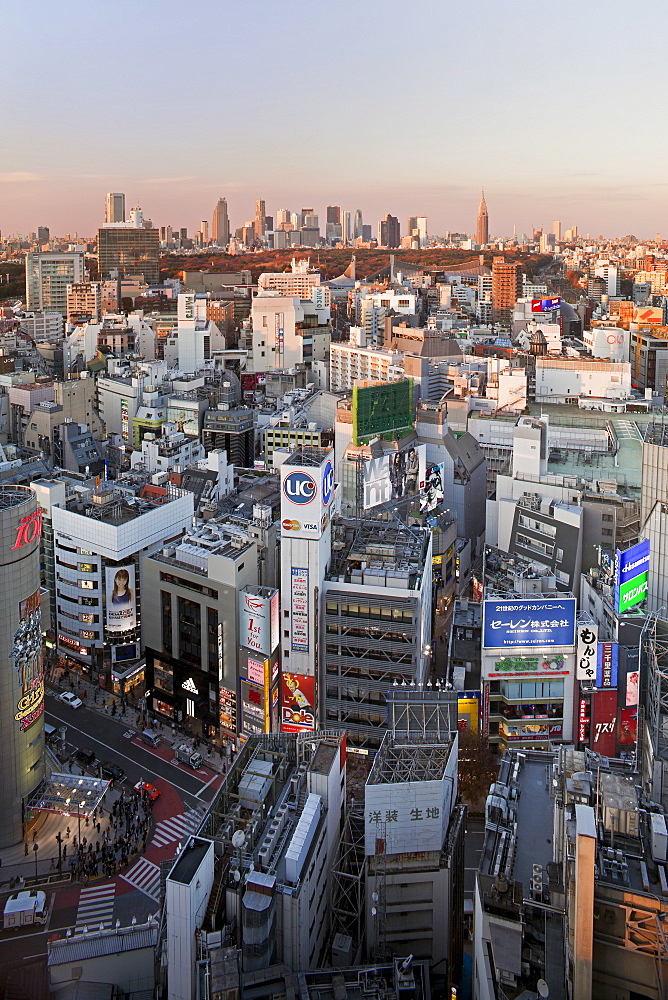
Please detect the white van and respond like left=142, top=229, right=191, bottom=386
left=3, top=890, right=47, bottom=929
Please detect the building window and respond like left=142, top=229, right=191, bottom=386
left=161, top=591, right=172, bottom=656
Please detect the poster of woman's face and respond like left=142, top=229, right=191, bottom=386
left=105, top=564, right=136, bottom=632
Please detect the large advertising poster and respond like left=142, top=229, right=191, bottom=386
left=167, top=403, right=200, bottom=437
left=240, top=589, right=273, bottom=656
left=280, top=453, right=333, bottom=540
left=291, top=568, right=309, bottom=652
left=457, top=691, right=480, bottom=733
left=363, top=443, right=426, bottom=509
left=105, top=563, right=137, bottom=632
left=614, top=539, right=650, bottom=614
left=576, top=623, right=598, bottom=681
left=483, top=597, right=576, bottom=648
left=596, top=642, right=619, bottom=688
left=531, top=297, right=561, bottom=312
left=281, top=673, right=315, bottom=733
left=421, top=464, right=445, bottom=513
left=12, top=589, right=44, bottom=732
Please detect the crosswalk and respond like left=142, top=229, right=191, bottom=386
left=151, top=809, right=204, bottom=848
left=120, top=857, right=161, bottom=902
left=75, top=884, right=115, bottom=933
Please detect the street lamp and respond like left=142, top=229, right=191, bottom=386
left=33, top=842, right=38, bottom=881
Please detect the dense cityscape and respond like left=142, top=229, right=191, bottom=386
left=0, top=182, right=665, bottom=1000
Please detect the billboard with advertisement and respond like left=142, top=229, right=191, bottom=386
left=531, top=297, right=562, bottom=312
left=12, top=589, right=44, bottom=733
left=576, top=623, right=598, bottom=681
left=240, top=678, right=266, bottom=737
left=590, top=688, right=618, bottom=756
left=619, top=706, right=638, bottom=746
left=291, top=568, right=309, bottom=652
left=488, top=652, right=569, bottom=677
left=351, top=379, right=414, bottom=445
left=421, top=464, right=444, bottom=513
left=270, top=591, right=280, bottom=654
left=281, top=672, right=315, bottom=733
left=634, top=306, right=664, bottom=325
left=363, top=443, right=426, bottom=509
left=166, top=402, right=200, bottom=437
left=239, top=588, right=279, bottom=656
left=280, top=451, right=334, bottom=540
left=483, top=597, right=576, bottom=649
left=105, top=564, right=137, bottom=632
left=614, top=540, right=649, bottom=614
left=596, top=642, right=619, bottom=688
left=457, top=691, right=480, bottom=733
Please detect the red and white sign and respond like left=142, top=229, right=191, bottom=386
left=590, top=688, right=618, bottom=756
left=239, top=588, right=278, bottom=656
left=13, top=508, right=43, bottom=550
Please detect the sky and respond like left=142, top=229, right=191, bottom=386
left=3, top=0, right=668, bottom=239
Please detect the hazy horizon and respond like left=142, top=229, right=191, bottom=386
left=3, top=0, right=668, bottom=239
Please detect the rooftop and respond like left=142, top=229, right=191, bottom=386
left=168, top=837, right=212, bottom=885
left=327, top=516, right=429, bottom=588
left=368, top=732, right=455, bottom=785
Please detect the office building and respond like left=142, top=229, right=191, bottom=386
left=202, top=406, right=255, bottom=467
left=52, top=479, right=193, bottom=680
left=365, top=724, right=465, bottom=978
left=196, top=731, right=346, bottom=972
left=257, top=258, right=324, bottom=298
left=476, top=189, right=489, bottom=246
left=353, top=210, right=364, bottom=239
left=0, top=486, right=45, bottom=847
left=378, top=215, right=400, bottom=248
left=212, top=197, right=230, bottom=246
left=66, top=281, right=102, bottom=325
left=552, top=219, right=561, bottom=240
left=322, top=517, right=432, bottom=749
left=255, top=199, right=266, bottom=242
left=26, top=251, right=85, bottom=317
left=491, top=257, right=522, bottom=323
left=475, top=747, right=668, bottom=1000
left=105, top=192, right=126, bottom=224
left=142, top=518, right=261, bottom=741
left=250, top=292, right=331, bottom=373
left=97, top=208, right=160, bottom=284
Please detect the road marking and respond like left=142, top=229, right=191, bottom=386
left=46, top=708, right=204, bottom=802
left=123, top=731, right=135, bottom=739
left=195, top=773, right=219, bottom=798
left=151, top=809, right=204, bottom=847
left=75, top=884, right=115, bottom=933
left=120, top=857, right=161, bottom=902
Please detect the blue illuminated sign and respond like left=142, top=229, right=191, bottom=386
left=322, top=460, right=334, bottom=507
left=482, top=598, right=577, bottom=649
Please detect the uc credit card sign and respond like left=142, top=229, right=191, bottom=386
left=483, top=598, right=576, bottom=649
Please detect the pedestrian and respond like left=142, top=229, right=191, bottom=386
left=63, top=845, right=67, bottom=859
left=24, top=842, right=28, bottom=856
left=96, top=822, right=101, bottom=834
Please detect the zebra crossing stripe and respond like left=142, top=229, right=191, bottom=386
left=120, top=857, right=161, bottom=902
left=74, top=884, right=115, bottom=932
left=151, top=811, right=203, bottom=847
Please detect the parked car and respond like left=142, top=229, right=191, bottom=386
left=98, top=761, right=124, bottom=781
left=59, top=691, right=83, bottom=710
left=74, top=747, right=96, bottom=767
left=134, top=781, right=161, bottom=802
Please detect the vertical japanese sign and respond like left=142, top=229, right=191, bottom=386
left=576, top=623, right=598, bottom=681
left=291, top=567, right=309, bottom=651
left=596, top=642, right=619, bottom=688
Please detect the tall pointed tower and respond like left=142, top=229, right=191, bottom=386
left=476, top=188, right=489, bottom=246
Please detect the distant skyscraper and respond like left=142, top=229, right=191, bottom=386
left=327, top=206, right=341, bottom=225
left=407, top=216, right=418, bottom=236
left=552, top=220, right=561, bottom=241
left=255, top=200, right=266, bottom=241
left=476, top=189, right=489, bottom=246
left=97, top=217, right=160, bottom=284
left=417, top=217, right=428, bottom=247
left=491, top=256, right=521, bottom=322
left=341, top=210, right=351, bottom=244
left=37, top=226, right=49, bottom=244
left=353, top=210, right=364, bottom=239
left=200, top=220, right=209, bottom=244
left=105, top=192, right=125, bottom=224
left=212, top=198, right=229, bottom=246
left=378, top=214, right=400, bottom=248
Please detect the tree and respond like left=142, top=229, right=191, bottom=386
left=457, top=726, right=498, bottom=815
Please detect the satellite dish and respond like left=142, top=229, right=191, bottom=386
left=371, top=892, right=379, bottom=903
left=371, top=906, right=377, bottom=916
left=232, top=830, right=246, bottom=849
left=537, top=981, right=549, bottom=999
left=233, top=870, right=241, bottom=882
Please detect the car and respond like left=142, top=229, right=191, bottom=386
left=98, top=761, right=124, bottom=781
left=134, top=781, right=161, bottom=802
left=58, top=691, right=83, bottom=710
left=74, top=747, right=96, bottom=767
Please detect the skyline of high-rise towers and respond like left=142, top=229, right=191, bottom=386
left=255, top=199, right=266, bottom=241
left=212, top=197, right=230, bottom=246
left=476, top=188, right=489, bottom=246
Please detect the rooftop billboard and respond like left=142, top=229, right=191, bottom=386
left=614, top=539, right=649, bottom=614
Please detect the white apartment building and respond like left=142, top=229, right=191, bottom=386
left=250, top=292, right=330, bottom=373
left=582, top=325, right=630, bottom=363
left=534, top=358, right=631, bottom=407
left=162, top=293, right=225, bottom=372
left=16, top=311, right=64, bottom=343
left=257, top=259, right=329, bottom=304
left=594, top=260, right=621, bottom=297
left=26, top=251, right=85, bottom=317
left=130, top=422, right=205, bottom=474
left=329, top=338, right=405, bottom=391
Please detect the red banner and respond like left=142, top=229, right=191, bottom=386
left=590, top=689, right=618, bottom=756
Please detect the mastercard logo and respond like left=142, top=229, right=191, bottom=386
left=282, top=519, right=300, bottom=531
